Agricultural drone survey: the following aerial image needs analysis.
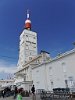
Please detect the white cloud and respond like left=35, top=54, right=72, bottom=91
left=0, top=59, right=17, bottom=74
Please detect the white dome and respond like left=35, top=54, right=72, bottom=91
left=25, top=19, right=31, bottom=23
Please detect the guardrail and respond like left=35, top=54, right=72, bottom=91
left=40, top=91, right=75, bottom=100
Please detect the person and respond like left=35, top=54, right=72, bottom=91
left=31, top=85, right=35, bottom=94
left=2, top=90, right=5, bottom=98
left=31, top=85, right=36, bottom=100
left=14, top=86, right=18, bottom=99
left=17, top=90, right=22, bottom=100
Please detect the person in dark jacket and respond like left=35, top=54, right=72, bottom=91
left=31, top=85, right=36, bottom=100
left=31, top=85, right=35, bottom=94
left=14, top=86, right=18, bottom=99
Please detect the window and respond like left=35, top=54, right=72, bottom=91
left=49, top=67, right=52, bottom=76
left=26, top=45, right=29, bottom=49
left=50, top=81, right=54, bottom=89
left=32, top=42, right=36, bottom=44
left=65, top=80, right=68, bottom=88
left=26, top=35, right=28, bottom=37
left=51, top=81, right=53, bottom=85
left=62, top=62, right=66, bottom=73
left=33, top=46, right=36, bottom=48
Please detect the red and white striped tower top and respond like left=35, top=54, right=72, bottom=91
left=25, top=10, right=31, bottom=30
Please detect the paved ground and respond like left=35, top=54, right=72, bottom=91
left=0, top=96, right=32, bottom=100
left=0, top=95, right=41, bottom=100
left=0, top=95, right=75, bottom=100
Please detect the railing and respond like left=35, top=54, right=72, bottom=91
left=40, top=91, right=75, bottom=100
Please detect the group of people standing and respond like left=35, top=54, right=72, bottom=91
left=15, top=85, right=35, bottom=100
left=1, top=85, right=35, bottom=100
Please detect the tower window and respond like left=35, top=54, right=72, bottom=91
left=33, top=37, right=36, bottom=39
left=33, top=46, right=36, bottom=48
left=26, top=35, right=28, bottom=37
left=26, top=45, right=29, bottom=49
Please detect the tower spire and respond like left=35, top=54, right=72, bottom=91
left=25, top=9, right=31, bottom=30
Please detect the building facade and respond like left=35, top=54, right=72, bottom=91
left=15, top=51, right=50, bottom=90
left=32, top=49, right=75, bottom=91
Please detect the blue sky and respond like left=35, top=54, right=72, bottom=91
left=0, top=0, right=75, bottom=79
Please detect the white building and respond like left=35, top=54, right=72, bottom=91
left=32, top=48, right=75, bottom=91
left=0, top=79, right=14, bottom=89
left=15, top=11, right=75, bottom=92
left=15, top=50, right=50, bottom=90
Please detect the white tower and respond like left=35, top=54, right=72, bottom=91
left=17, top=10, right=37, bottom=68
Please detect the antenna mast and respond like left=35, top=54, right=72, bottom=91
left=27, top=9, right=30, bottom=19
